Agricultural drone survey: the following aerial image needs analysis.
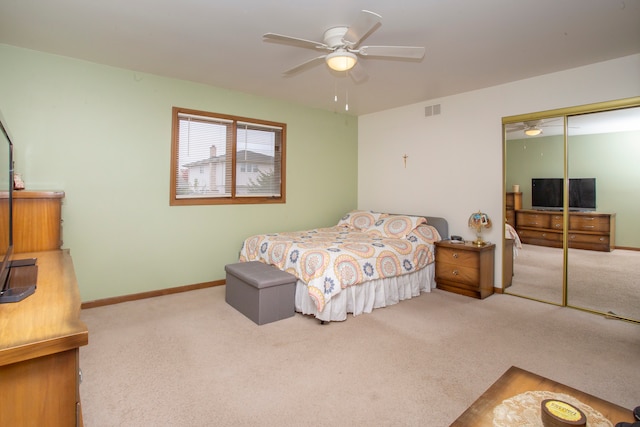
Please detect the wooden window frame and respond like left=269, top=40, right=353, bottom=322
left=170, top=107, right=286, bottom=206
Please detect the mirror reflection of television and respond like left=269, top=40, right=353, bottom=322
left=531, top=178, right=596, bottom=211
left=569, top=178, right=596, bottom=211
left=531, top=178, right=563, bottom=210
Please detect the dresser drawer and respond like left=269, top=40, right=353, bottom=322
left=569, top=215, right=610, bottom=232
left=436, top=262, right=479, bottom=286
left=550, top=214, right=563, bottom=230
left=568, top=233, right=610, bottom=245
left=516, top=212, right=551, bottom=229
left=517, top=228, right=563, bottom=243
left=436, top=246, right=478, bottom=268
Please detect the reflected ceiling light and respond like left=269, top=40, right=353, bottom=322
left=326, top=49, right=357, bottom=72
left=524, top=127, right=542, bottom=136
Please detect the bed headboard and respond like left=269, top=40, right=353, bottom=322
left=388, top=213, right=448, bottom=241
left=424, top=216, right=448, bottom=241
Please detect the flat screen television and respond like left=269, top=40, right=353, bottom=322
left=531, top=178, right=596, bottom=211
left=0, top=111, right=14, bottom=295
left=0, top=110, right=37, bottom=303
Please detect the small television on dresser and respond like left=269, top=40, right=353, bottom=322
left=0, top=109, right=37, bottom=303
left=531, top=178, right=596, bottom=212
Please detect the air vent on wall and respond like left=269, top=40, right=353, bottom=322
left=425, top=104, right=441, bottom=117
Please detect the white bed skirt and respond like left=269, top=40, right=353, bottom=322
left=294, top=263, right=435, bottom=322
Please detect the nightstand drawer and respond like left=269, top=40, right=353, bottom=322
left=436, top=262, right=479, bottom=286
left=435, top=247, right=478, bottom=268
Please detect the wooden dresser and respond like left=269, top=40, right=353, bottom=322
left=435, top=240, right=495, bottom=299
left=515, top=210, right=615, bottom=252
left=0, top=191, right=87, bottom=426
left=9, top=191, right=64, bottom=252
left=505, top=192, right=522, bottom=228
left=0, top=250, right=87, bottom=426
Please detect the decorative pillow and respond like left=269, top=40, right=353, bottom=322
left=366, top=215, right=427, bottom=239
left=337, top=210, right=388, bottom=231
left=407, top=224, right=441, bottom=244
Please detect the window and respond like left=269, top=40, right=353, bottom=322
left=170, top=107, right=286, bottom=206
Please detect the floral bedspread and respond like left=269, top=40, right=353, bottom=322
left=239, top=213, right=441, bottom=313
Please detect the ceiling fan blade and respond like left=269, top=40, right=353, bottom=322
left=343, top=10, right=382, bottom=47
left=506, top=124, right=526, bottom=133
left=263, top=33, right=329, bottom=50
left=282, top=55, right=327, bottom=76
left=358, top=45, right=425, bottom=59
left=348, top=62, right=368, bottom=84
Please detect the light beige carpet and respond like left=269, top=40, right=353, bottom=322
left=80, top=286, right=640, bottom=427
left=508, top=244, right=640, bottom=321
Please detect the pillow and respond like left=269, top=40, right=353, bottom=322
left=407, top=224, right=441, bottom=244
left=337, top=210, right=388, bottom=231
left=366, top=215, right=427, bottom=239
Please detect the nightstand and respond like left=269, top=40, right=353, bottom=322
left=435, top=240, right=495, bottom=299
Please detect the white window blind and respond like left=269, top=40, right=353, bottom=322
left=176, top=113, right=233, bottom=198
left=236, top=122, right=282, bottom=198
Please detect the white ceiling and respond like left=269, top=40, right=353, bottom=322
left=1, top=1, right=639, bottom=116
left=505, top=106, right=640, bottom=139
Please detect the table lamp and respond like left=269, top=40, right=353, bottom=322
left=468, top=211, right=492, bottom=246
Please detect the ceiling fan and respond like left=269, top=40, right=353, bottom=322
left=263, top=10, right=425, bottom=83
left=506, top=119, right=565, bottom=136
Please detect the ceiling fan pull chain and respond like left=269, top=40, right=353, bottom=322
left=345, top=87, right=349, bottom=111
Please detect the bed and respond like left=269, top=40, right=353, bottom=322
left=238, top=211, right=448, bottom=322
left=505, top=223, right=522, bottom=257
left=504, top=223, right=523, bottom=288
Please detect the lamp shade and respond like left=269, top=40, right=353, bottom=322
left=326, top=50, right=357, bottom=72
left=468, top=211, right=492, bottom=246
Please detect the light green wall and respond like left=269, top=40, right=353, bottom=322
left=506, top=131, right=640, bottom=247
left=506, top=135, right=564, bottom=210
left=0, top=44, right=358, bottom=301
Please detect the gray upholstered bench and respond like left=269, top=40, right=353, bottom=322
left=225, top=261, right=297, bottom=325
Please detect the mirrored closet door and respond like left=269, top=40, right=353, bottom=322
left=566, top=106, right=640, bottom=321
left=504, top=115, right=565, bottom=306
left=502, top=97, right=640, bottom=323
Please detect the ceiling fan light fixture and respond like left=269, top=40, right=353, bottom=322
left=525, top=127, right=542, bottom=136
left=326, top=50, right=357, bottom=72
